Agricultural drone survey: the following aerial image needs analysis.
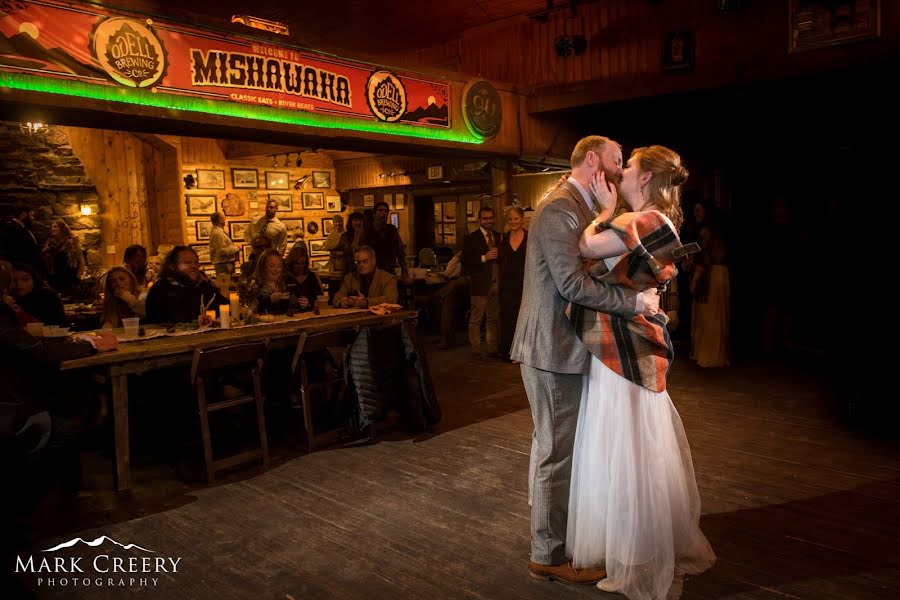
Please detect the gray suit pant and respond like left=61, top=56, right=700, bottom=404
left=520, top=363, right=583, bottom=565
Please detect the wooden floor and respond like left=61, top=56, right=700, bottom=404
left=6, top=338, right=900, bottom=599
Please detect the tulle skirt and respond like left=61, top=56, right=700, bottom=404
left=691, top=265, right=731, bottom=367
left=567, top=357, right=715, bottom=600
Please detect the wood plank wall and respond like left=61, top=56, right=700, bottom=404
left=63, top=127, right=156, bottom=267
left=390, top=0, right=900, bottom=107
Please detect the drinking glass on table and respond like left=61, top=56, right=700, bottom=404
left=122, top=317, right=140, bottom=337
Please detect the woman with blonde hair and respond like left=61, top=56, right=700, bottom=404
left=568, top=145, right=715, bottom=600
left=248, top=248, right=292, bottom=314
left=498, top=205, right=528, bottom=361
left=42, top=220, right=85, bottom=292
left=101, top=266, right=144, bottom=328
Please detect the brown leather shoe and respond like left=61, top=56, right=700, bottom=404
left=529, top=561, right=606, bottom=585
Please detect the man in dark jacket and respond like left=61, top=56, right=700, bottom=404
left=145, top=246, right=227, bottom=324
left=0, top=205, right=44, bottom=278
left=461, top=206, right=501, bottom=357
left=366, top=202, right=407, bottom=278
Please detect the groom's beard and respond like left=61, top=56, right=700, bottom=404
left=600, top=167, right=622, bottom=186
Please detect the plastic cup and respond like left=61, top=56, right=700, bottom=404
left=122, top=317, right=140, bottom=337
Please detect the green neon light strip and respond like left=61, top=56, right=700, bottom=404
left=0, top=72, right=484, bottom=144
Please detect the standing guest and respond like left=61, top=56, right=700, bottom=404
left=690, top=201, right=731, bottom=367
left=285, top=245, right=322, bottom=311
left=0, top=204, right=44, bottom=277
left=42, top=221, right=86, bottom=293
left=461, top=206, right=501, bottom=358
left=250, top=199, right=288, bottom=255
left=247, top=249, right=292, bottom=314
left=208, top=212, right=240, bottom=276
left=333, top=246, right=398, bottom=308
left=323, top=215, right=346, bottom=273
left=433, top=250, right=468, bottom=350
left=100, top=266, right=144, bottom=328
left=145, top=246, right=226, bottom=324
left=339, top=212, right=366, bottom=275
left=10, top=263, right=65, bottom=326
left=123, top=244, right=154, bottom=289
left=497, top=206, right=528, bottom=361
left=367, top=202, right=408, bottom=278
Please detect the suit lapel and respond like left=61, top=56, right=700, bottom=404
left=561, top=180, right=594, bottom=227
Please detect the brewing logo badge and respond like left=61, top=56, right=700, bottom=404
left=366, top=70, right=407, bottom=123
left=91, top=17, right=167, bottom=88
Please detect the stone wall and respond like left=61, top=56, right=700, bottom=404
left=0, top=121, right=102, bottom=270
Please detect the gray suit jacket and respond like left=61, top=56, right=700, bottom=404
left=510, top=181, right=639, bottom=374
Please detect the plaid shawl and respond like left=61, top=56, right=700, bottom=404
left=569, top=210, right=681, bottom=392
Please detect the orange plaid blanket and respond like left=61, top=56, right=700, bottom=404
left=569, top=211, right=681, bottom=392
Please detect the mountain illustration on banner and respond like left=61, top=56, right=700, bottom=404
left=402, top=101, right=449, bottom=127
left=43, top=535, right=155, bottom=553
left=0, top=28, right=105, bottom=78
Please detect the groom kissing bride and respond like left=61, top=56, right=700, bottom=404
left=511, top=135, right=715, bottom=599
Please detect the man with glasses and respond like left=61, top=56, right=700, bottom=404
left=367, top=201, right=408, bottom=279
left=332, top=246, right=398, bottom=308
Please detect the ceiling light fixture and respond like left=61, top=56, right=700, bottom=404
left=272, top=155, right=279, bottom=168
left=231, top=15, right=290, bottom=36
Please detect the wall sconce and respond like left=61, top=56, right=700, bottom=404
left=378, top=172, right=387, bottom=179
left=19, top=121, right=47, bottom=135
left=80, top=204, right=93, bottom=216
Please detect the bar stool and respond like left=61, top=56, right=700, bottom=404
left=190, top=342, right=269, bottom=483
left=291, top=327, right=359, bottom=452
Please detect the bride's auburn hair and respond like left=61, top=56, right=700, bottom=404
left=628, top=145, right=687, bottom=231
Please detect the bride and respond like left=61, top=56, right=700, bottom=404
left=567, top=145, right=715, bottom=599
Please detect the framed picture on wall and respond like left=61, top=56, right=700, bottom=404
left=390, top=212, right=399, bottom=228
left=195, top=220, right=213, bottom=241
left=325, top=196, right=341, bottom=212
left=266, top=171, right=290, bottom=190
left=185, top=195, right=216, bottom=216
left=363, top=194, right=375, bottom=207
left=196, top=169, right=225, bottom=189
left=269, top=193, right=292, bottom=212
left=311, top=257, right=330, bottom=271
left=312, top=171, right=331, bottom=188
left=302, top=192, right=325, bottom=210
left=229, top=220, right=251, bottom=242
left=283, top=218, right=305, bottom=240
left=789, top=0, right=880, bottom=53
left=394, top=193, right=405, bottom=210
left=241, top=245, right=253, bottom=263
left=309, top=239, right=329, bottom=256
left=382, top=193, right=392, bottom=206
left=190, top=244, right=211, bottom=264
left=322, top=217, right=336, bottom=235
left=231, top=168, right=258, bottom=189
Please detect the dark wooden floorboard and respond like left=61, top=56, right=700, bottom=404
left=7, top=342, right=900, bottom=599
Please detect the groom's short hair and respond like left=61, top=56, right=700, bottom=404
left=570, top=135, right=619, bottom=168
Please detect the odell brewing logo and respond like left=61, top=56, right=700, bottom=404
left=91, top=17, right=167, bottom=88
left=366, top=70, right=407, bottom=122
left=462, top=79, right=501, bottom=139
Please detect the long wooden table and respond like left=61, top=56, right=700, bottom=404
left=59, top=308, right=418, bottom=491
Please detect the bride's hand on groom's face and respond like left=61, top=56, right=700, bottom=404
left=589, top=171, right=617, bottom=212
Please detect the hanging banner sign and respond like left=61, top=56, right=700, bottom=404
left=0, top=1, right=451, bottom=129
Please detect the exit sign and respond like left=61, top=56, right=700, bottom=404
left=427, top=166, right=443, bottom=180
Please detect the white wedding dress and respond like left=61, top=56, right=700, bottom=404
left=567, top=256, right=716, bottom=600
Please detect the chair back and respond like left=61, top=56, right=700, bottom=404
left=291, top=327, right=358, bottom=373
left=418, top=248, right=437, bottom=268
left=191, top=342, right=267, bottom=384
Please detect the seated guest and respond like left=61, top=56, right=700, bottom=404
left=100, top=266, right=145, bottom=328
left=285, top=245, right=322, bottom=311
left=333, top=246, right=398, bottom=308
left=1, top=260, right=116, bottom=507
left=123, top=244, right=154, bottom=290
left=10, top=263, right=66, bottom=325
left=42, top=221, right=86, bottom=294
left=145, top=246, right=226, bottom=324
left=247, top=249, right=292, bottom=314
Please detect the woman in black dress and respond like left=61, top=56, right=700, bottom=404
left=497, top=206, right=527, bottom=361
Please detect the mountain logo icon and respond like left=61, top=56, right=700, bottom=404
left=43, top=535, right=155, bottom=553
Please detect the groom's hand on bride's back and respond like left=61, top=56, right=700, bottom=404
left=639, top=288, right=660, bottom=316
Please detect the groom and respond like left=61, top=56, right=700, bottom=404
left=510, top=135, right=659, bottom=584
